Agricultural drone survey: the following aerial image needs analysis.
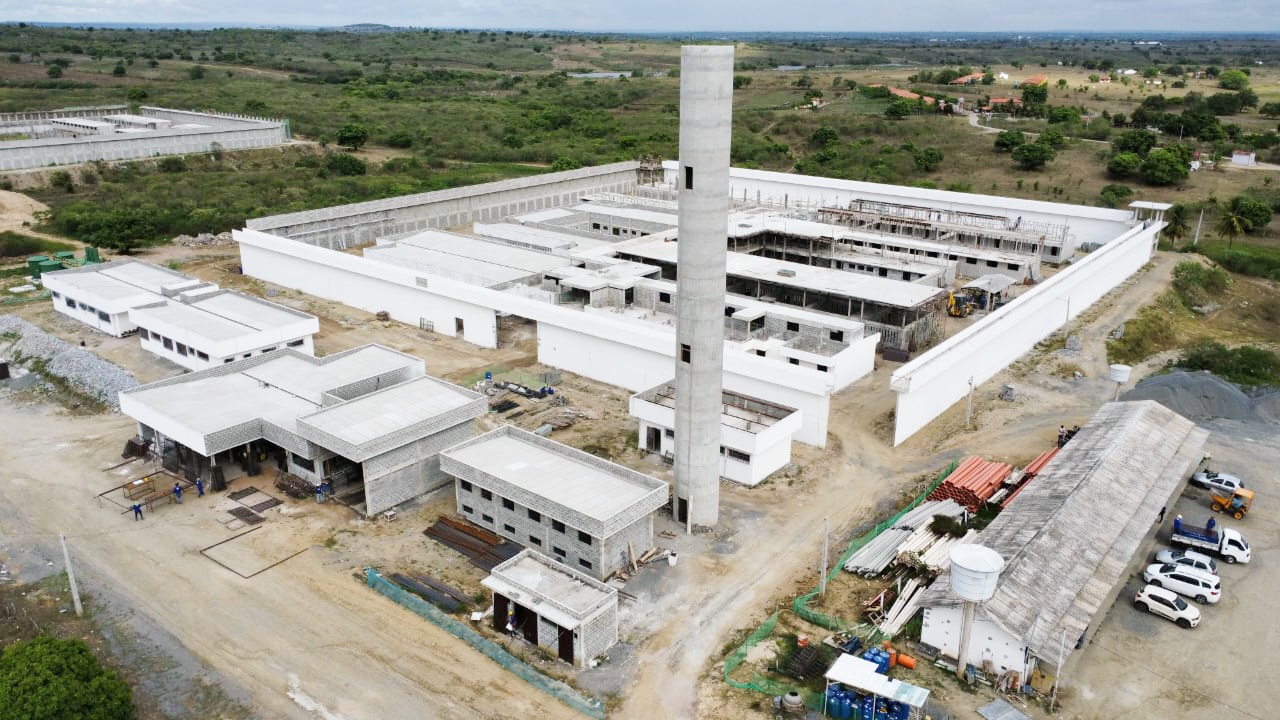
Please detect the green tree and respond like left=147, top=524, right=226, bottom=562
left=0, top=636, right=133, bottom=720
left=913, top=147, right=944, bottom=172
left=46, top=64, right=62, bottom=78
left=810, top=126, right=838, bottom=148
left=884, top=97, right=915, bottom=119
left=385, top=131, right=414, bottom=148
left=1217, top=69, right=1249, bottom=91
left=1107, top=152, right=1143, bottom=178
left=1021, top=84, right=1048, bottom=106
left=1215, top=199, right=1250, bottom=247
left=1038, top=127, right=1067, bottom=148
left=335, top=123, right=369, bottom=150
left=1140, top=148, right=1189, bottom=186
left=994, top=129, right=1025, bottom=152
left=550, top=156, right=581, bottom=171
left=49, top=170, right=74, bottom=193
left=1112, top=129, right=1159, bottom=157
left=125, top=87, right=148, bottom=102
left=111, top=62, right=125, bottom=77
left=187, top=65, right=206, bottom=80
left=1260, top=102, right=1280, bottom=118
left=1232, top=196, right=1273, bottom=231
left=1012, top=141, right=1055, bottom=170
left=1047, top=106, right=1078, bottom=124
left=732, top=75, right=751, bottom=90
left=1164, top=203, right=1190, bottom=240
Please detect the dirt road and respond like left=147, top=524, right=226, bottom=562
left=0, top=401, right=579, bottom=720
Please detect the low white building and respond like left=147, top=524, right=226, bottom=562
left=1231, top=150, right=1257, bottom=167
left=43, top=260, right=205, bottom=337
left=629, top=381, right=801, bottom=486
left=483, top=549, right=618, bottom=667
left=119, top=345, right=486, bottom=516
left=129, top=290, right=319, bottom=371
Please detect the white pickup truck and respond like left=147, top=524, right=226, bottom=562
left=1170, top=518, right=1251, bottom=564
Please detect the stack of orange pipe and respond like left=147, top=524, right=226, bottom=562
left=927, top=456, right=1014, bottom=512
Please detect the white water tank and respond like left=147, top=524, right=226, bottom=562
left=949, top=544, right=1004, bottom=602
left=1109, top=364, right=1132, bottom=384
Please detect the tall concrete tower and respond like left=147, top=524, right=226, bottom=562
left=673, top=45, right=733, bottom=530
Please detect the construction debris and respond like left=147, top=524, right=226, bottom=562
left=388, top=572, right=468, bottom=613
left=424, top=516, right=522, bottom=571
left=843, top=500, right=967, bottom=576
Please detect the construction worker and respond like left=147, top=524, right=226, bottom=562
left=132, top=503, right=144, bottom=521
left=315, top=483, right=324, bottom=504
left=195, top=478, right=205, bottom=498
left=1057, top=425, right=1067, bottom=448
left=1157, top=506, right=1167, bottom=524
left=173, top=482, right=183, bottom=504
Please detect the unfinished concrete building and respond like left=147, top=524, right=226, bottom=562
left=440, top=426, right=669, bottom=580
left=483, top=549, right=619, bottom=667
left=119, top=345, right=485, bottom=516
left=629, top=381, right=800, bottom=486
left=673, top=44, right=734, bottom=529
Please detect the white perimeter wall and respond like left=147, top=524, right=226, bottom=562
left=890, top=221, right=1162, bottom=446
left=921, top=606, right=1029, bottom=676
left=234, top=227, right=863, bottom=446
left=664, top=163, right=1135, bottom=249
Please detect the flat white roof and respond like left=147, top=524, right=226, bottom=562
left=300, top=376, right=479, bottom=450
left=53, top=118, right=114, bottom=129
left=510, top=207, right=577, bottom=223
left=129, top=291, right=315, bottom=343
left=367, top=230, right=572, bottom=286
left=98, top=261, right=200, bottom=294
left=43, top=259, right=201, bottom=306
left=569, top=203, right=678, bottom=227
left=102, top=113, right=169, bottom=124
left=483, top=550, right=616, bottom=628
left=473, top=222, right=580, bottom=251
left=618, top=238, right=944, bottom=309
left=442, top=427, right=667, bottom=526
left=244, top=348, right=413, bottom=405
left=1130, top=201, right=1174, bottom=211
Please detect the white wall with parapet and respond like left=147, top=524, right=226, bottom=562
left=890, top=221, right=1163, bottom=446
left=664, top=163, right=1136, bottom=251
left=234, top=227, right=861, bottom=446
left=0, top=123, right=288, bottom=171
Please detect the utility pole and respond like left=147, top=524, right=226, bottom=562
left=819, top=516, right=829, bottom=595
left=1192, top=208, right=1205, bottom=246
left=60, top=534, right=83, bottom=617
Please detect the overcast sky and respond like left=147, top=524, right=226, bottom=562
left=8, top=0, right=1280, bottom=32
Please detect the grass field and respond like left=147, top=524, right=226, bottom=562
left=0, top=27, right=1278, bottom=250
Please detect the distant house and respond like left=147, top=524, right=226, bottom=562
left=949, top=72, right=986, bottom=86
left=982, top=97, right=1023, bottom=112
left=868, top=84, right=937, bottom=106
left=1231, top=150, right=1257, bottom=167
left=1021, top=74, right=1049, bottom=86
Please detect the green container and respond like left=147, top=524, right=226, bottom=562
left=84, top=247, right=101, bottom=263
left=38, top=259, right=63, bottom=276
left=27, top=256, right=47, bottom=278
left=54, top=250, right=75, bottom=260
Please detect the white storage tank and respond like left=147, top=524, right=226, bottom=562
left=949, top=544, right=1004, bottom=602
left=1109, top=364, right=1132, bottom=384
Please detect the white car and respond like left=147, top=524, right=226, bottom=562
left=1134, top=584, right=1201, bottom=628
left=1190, top=470, right=1245, bottom=495
left=1143, top=563, right=1221, bottom=604
left=1155, top=548, right=1219, bottom=575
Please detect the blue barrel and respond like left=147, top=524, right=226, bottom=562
left=484, top=371, right=492, bottom=381
left=841, top=695, right=853, bottom=719
left=826, top=686, right=842, bottom=716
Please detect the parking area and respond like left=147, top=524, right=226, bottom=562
left=1066, top=417, right=1279, bottom=720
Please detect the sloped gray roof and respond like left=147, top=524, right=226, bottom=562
left=921, top=400, right=1207, bottom=660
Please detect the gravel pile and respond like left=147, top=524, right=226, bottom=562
left=173, top=232, right=234, bottom=246
left=1122, top=370, right=1259, bottom=422
left=0, top=315, right=138, bottom=409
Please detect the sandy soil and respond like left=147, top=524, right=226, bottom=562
left=0, top=190, right=82, bottom=246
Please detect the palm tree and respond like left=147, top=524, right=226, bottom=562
left=1163, top=203, right=1190, bottom=241
left=1215, top=198, right=1252, bottom=248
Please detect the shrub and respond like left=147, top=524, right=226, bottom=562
left=156, top=156, right=186, bottom=173
left=385, top=130, right=414, bottom=148
left=1177, top=341, right=1280, bottom=386
left=1107, top=152, right=1143, bottom=178
left=1199, top=242, right=1280, bottom=280
left=994, top=129, right=1025, bottom=152
left=324, top=152, right=367, bottom=176
left=1171, top=261, right=1229, bottom=306
left=1098, top=184, right=1134, bottom=208
left=1012, top=141, right=1055, bottom=170
left=0, top=636, right=133, bottom=720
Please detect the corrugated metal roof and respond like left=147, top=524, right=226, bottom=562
left=920, top=401, right=1208, bottom=661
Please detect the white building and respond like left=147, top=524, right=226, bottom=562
left=483, top=549, right=618, bottom=667
left=629, top=381, right=801, bottom=486
left=129, top=290, right=319, bottom=371
left=43, top=260, right=205, bottom=337
left=43, top=260, right=318, bottom=371
left=119, top=345, right=486, bottom=516
left=919, top=402, right=1207, bottom=686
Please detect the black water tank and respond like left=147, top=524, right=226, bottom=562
left=0, top=360, right=9, bottom=380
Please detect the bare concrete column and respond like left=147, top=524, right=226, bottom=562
left=673, top=45, right=733, bottom=530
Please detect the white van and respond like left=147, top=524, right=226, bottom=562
left=1143, top=563, right=1221, bottom=604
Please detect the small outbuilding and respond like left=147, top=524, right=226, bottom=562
left=483, top=549, right=618, bottom=667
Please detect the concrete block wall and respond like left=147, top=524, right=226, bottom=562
left=246, top=162, right=640, bottom=249
left=579, top=603, right=619, bottom=662
left=322, top=364, right=425, bottom=404
left=362, top=420, right=478, bottom=516
left=0, top=124, right=288, bottom=171
left=600, top=516, right=655, bottom=576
